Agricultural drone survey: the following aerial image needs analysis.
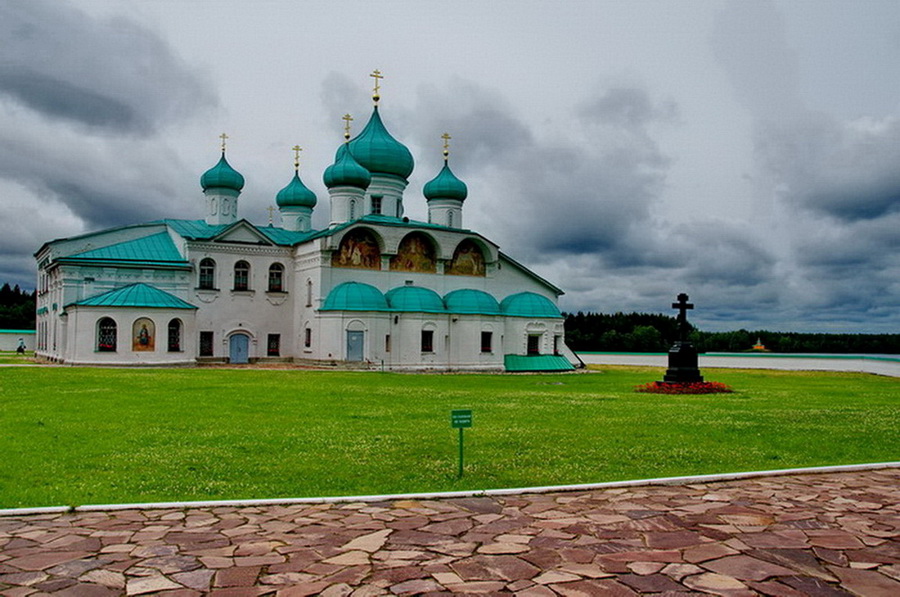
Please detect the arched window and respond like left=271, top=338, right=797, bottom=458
left=349, top=199, right=356, bottom=220
left=168, top=319, right=182, bottom=352
left=234, top=261, right=250, bottom=290
left=268, top=263, right=284, bottom=292
left=306, top=279, right=313, bottom=307
left=199, top=258, right=216, bottom=289
left=448, top=211, right=454, bottom=228
left=97, top=317, right=117, bottom=352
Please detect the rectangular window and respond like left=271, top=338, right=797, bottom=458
left=371, top=195, right=382, bottom=215
left=304, top=328, right=312, bottom=348
left=199, top=331, right=214, bottom=356
left=267, top=334, right=280, bottom=356
left=527, top=334, right=541, bottom=355
left=481, top=331, right=493, bottom=353
left=554, top=335, right=561, bottom=355
left=385, top=334, right=391, bottom=352
left=421, top=330, right=434, bottom=353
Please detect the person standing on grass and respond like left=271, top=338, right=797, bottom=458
left=16, top=338, right=25, bottom=355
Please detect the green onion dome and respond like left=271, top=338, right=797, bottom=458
left=324, top=144, right=372, bottom=189
left=276, top=171, right=317, bottom=208
left=444, top=289, right=500, bottom=315
left=424, top=161, right=468, bottom=202
left=386, top=286, right=446, bottom=313
left=200, top=153, right=245, bottom=192
left=321, top=282, right=389, bottom=311
left=500, top=292, right=562, bottom=318
left=347, top=107, right=414, bottom=179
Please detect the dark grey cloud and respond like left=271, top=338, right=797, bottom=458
left=0, top=1, right=216, bottom=133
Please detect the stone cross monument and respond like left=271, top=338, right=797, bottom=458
left=663, top=293, right=704, bottom=383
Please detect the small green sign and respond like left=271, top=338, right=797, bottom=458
left=451, top=409, right=472, bottom=428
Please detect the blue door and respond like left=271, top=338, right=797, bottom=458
left=346, top=331, right=364, bottom=362
left=229, top=333, right=249, bottom=364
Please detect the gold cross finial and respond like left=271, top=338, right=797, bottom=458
left=441, top=133, right=452, bottom=161
left=267, top=205, right=276, bottom=226
left=370, top=69, right=383, bottom=103
left=219, top=132, right=229, bottom=152
left=342, top=113, right=353, bottom=141
left=292, top=145, right=302, bottom=170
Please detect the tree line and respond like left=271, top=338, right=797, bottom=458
left=0, top=284, right=36, bottom=330
left=564, top=311, right=900, bottom=355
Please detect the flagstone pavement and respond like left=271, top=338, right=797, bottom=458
left=1, top=469, right=898, bottom=596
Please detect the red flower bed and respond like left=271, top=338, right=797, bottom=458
left=635, top=381, right=733, bottom=394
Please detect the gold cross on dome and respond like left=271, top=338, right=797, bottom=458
left=441, top=133, right=452, bottom=160
left=342, top=113, right=353, bottom=140
left=292, top=145, right=302, bottom=169
left=370, top=69, right=383, bottom=102
left=219, top=132, right=229, bottom=152
left=267, top=205, right=276, bottom=225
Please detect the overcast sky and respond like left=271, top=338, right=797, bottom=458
left=2, top=0, right=899, bottom=332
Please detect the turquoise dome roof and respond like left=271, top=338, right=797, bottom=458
left=324, top=144, right=372, bottom=189
left=322, top=282, right=389, bottom=311
left=201, top=153, right=244, bottom=192
left=276, top=171, right=317, bottom=208
left=444, top=289, right=500, bottom=315
left=386, top=286, right=446, bottom=313
left=347, top=107, right=414, bottom=179
left=424, top=162, right=468, bottom=202
left=500, top=292, right=562, bottom=318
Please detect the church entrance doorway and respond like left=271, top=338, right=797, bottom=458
left=346, top=331, right=364, bottom=361
left=229, top=333, right=250, bottom=364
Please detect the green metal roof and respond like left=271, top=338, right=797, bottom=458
left=386, top=286, right=446, bottom=313
left=504, top=354, right=574, bottom=372
left=201, top=152, right=245, bottom=191
left=324, top=143, right=372, bottom=189
left=424, top=161, right=468, bottom=202
left=500, top=292, right=563, bottom=318
left=348, top=107, right=414, bottom=179
left=69, top=232, right=184, bottom=262
left=321, top=282, right=390, bottom=311
left=444, top=289, right=500, bottom=315
left=276, top=171, right=317, bottom=208
left=69, top=283, right=197, bottom=310
left=163, top=219, right=229, bottom=240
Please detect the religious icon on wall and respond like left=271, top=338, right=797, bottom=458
left=332, top=228, right=381, bottom=270
left=132, top=318, right=155, bottom=351
left=446, top=239, right=486, bottom=276
left=390, top=233, right=437, bottom=273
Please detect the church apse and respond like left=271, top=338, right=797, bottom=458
left=332, top=228, right=382, bottom=270
left=446, top=239, right=486, bottom=276
left=390, top=232, right=437, bottom=273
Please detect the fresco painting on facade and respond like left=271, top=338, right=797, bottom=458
left=332, top=228, right=381, bottom=270
left=132, top=318, right=155, bottom=352
left=390, top=232, right=436, bottom=273
left=446, top=240, right=486, bottom=276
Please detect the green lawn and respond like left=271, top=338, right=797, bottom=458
left=0, top=365, right=896, bottom=508
left=0, top=351, right=34, bottom=365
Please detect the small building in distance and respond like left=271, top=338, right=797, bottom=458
left=34, top=75, right=575, bottom=371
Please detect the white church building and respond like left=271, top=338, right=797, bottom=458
left=34, top=78, right=576, bottom=371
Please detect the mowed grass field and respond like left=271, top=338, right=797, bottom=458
left=0, top=364, right=897, bottom=508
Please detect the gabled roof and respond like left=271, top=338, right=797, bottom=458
left=68, top=283, right=197, bottom=310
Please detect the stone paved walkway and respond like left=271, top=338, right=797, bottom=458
left=1, top=469, right=898, bottom=596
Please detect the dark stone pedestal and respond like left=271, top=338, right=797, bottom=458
left=663, top=342, right=704, bottom=383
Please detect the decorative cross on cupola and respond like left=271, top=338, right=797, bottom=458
left=441, top=132, right=452, bottom=162
left=219, top=132, right=229, bottom=153
left=342, top=114, right=353, bottom=142
left=292, top=145, right=302, bottom=171
left=370, top=69, right=383, bottom=104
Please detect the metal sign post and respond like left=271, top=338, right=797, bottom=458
left=451, top=409, right=472, bottom=477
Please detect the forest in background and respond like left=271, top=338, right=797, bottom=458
left=564, top=311, right=900, bottom=355
left=0, top=284, right=35, bottom=330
